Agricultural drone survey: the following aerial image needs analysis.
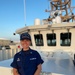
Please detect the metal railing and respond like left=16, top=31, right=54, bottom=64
left=0, top=48, right=21, bottom=61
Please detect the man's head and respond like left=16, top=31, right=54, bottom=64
left=20, top=32, right=31, bottom=50
left=20, top=32, right=31, bottom=41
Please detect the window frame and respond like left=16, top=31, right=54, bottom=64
left=34, top=34, right=44, bottom=46
left=60, top=32, right=71, bottom=46
left=46, top=33, right=56, bottom=46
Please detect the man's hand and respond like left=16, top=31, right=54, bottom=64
left=12, top=68, right=20, bottom=75
left=34, top=64, right=42, bottom=75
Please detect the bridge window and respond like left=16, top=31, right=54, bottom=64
left=60, top=33, right=71, bottom=46
left=34, top=34, right=44, bottom=46
left=47, top=33, right=56, bottom=46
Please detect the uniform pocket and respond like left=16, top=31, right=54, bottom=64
left=17, top=61, right=22, bottom=69
left=29, top=59, right=37, bottom=67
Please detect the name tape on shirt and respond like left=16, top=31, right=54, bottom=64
left=30, top=58, right=37, bottom=60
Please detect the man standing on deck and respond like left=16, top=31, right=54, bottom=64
left=11, top=32, right=44, bottom=75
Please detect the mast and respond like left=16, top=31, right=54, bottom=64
left=44, top=0, right=75, bottom=23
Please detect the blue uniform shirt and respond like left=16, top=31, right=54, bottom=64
left=11, top=48, right=44, bottom=75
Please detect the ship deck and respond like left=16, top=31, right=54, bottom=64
left=0, top=58, right=75, bottom=75
left=42, top=58, right=75, bottom=75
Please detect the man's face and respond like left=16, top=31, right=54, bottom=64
left=20, top=39, right=31, bottom=49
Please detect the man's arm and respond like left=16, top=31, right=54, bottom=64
left=34, top=64, right=42, bottom=75
left=12, top=68, right=19, bottom=75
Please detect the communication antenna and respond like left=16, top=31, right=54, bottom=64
left=48, top=0, right=50, bottom=10
left=24, top=0, right=27, bottom=26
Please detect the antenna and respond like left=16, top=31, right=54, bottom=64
left=47, top=0, right=50, bottom=10
left=24, top=0, right=27, bottom=26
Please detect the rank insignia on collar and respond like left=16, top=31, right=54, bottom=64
left=17, top=58, right=20, bottom=61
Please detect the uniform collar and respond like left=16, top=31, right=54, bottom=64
left=19, top=48, right=33, bottom=55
